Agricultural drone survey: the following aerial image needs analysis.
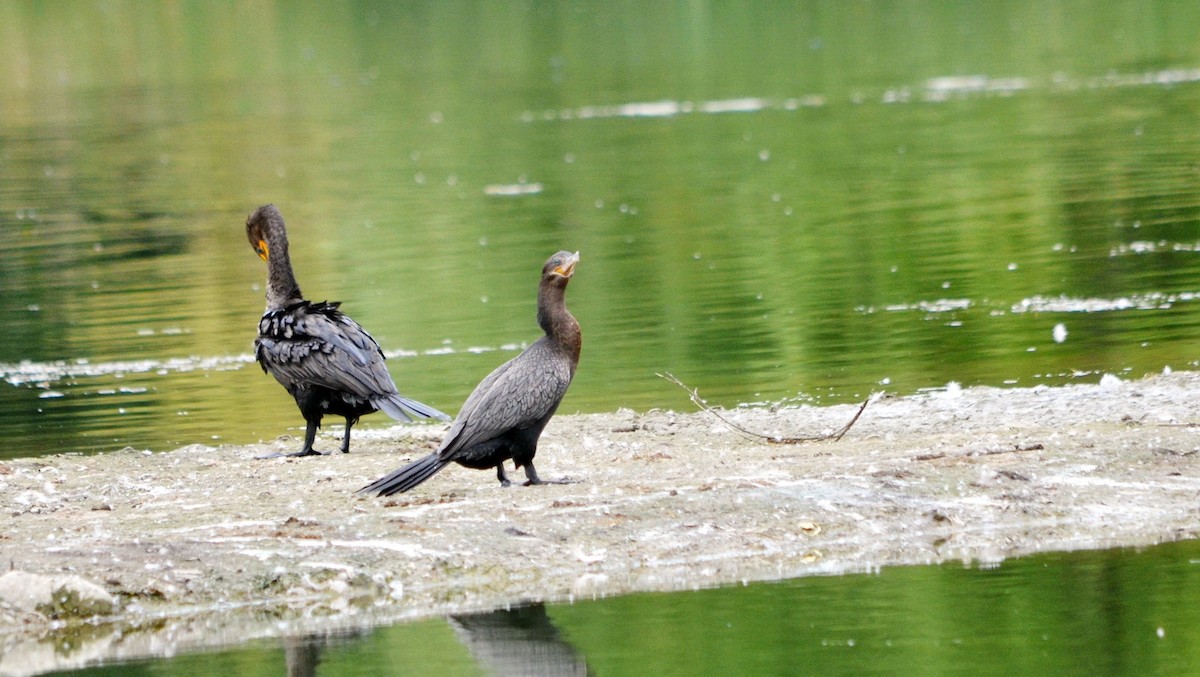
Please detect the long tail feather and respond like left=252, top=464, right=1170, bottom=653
left=359, top=452, right=451, bottom=496
left=375, top=394, right=452, bottom=422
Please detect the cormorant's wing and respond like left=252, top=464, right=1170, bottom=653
left=255, top=301, right=399, bottom=400
left=437, top=338, right=572, bottom=460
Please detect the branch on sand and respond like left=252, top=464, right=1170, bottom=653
left=656, top=372, right=873, bottom=444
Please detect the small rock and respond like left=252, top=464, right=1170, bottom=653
left=0, top=570, right=115, bottom=619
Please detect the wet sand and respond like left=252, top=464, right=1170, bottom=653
left=2, top=371, right=1199, bottom=674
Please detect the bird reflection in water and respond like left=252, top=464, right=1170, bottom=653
left=275, top=604, right=588, bottom=676
left=282, top=634, right=324, bottom=677
left=449, top=603, right=591, bottom=676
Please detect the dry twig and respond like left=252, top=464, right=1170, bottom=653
left=656, top=372, right=871, bottom=444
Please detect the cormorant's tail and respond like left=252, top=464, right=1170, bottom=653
left=375, top=394, right=451, bottom=422
left=359, top=452, right=451, bottom=496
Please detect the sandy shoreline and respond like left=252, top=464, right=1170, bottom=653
left=2, top=371, right=1200, bottom=673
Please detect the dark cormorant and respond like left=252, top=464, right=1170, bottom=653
left=246, top=204, right=449, bottom=457
left=360, top=251, right=581, bottom=495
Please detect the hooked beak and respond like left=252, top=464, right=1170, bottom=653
left=554, top=251, right=580, bottom=278
left=255, top=239, right=269, bottom=261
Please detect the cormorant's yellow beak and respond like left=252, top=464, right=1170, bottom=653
left=256, top=239, right=270, bottom=261
left=554, top=251, right=580, bottom=277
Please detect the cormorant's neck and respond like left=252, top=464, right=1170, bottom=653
left=265, top=237, right=304, bottom=310
left=537, top=281, right=581, bottom=366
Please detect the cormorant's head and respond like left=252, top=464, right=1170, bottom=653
left=542, top=251, right=580, bottom=286
left=246, top=204, right=284, bottom=261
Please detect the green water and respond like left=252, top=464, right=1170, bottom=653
left=3, top=1, right=1200, bottom=457
left=48, top=541, right=1200, bottom=676
left=5, top=2, right=1200, bottom=673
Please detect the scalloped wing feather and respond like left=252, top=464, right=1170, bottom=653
left=254, top=301, right=399, bottom=400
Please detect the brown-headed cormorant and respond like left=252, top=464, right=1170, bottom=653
left=360, top=250, right=581, bottom=494
left=246, top=204, right=449, bottom=457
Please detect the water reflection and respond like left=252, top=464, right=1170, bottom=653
left=251, top=608, right=593, bottom=677
left=28, top=540, right=1200, bottom=676
left=449, top=604, right=590, bottom=677
left=2, top=2, right=1200, bottom=459
left=283, top=635, right=325, bottom=677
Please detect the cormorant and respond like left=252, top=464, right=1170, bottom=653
left=360, top=250, right=581, bottom=494
left=246, top=204, right=449, bottom=457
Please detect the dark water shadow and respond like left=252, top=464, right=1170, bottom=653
left=275, top=606, right=591, bottom=677
left=448, top=603, right=591, bottom=676
left=281, top=634, right=324, bottom=677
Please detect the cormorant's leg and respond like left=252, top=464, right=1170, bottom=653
left=522, top=461, right=545, bottom=485
left=496, top=464, right=512, bottom=488
left=522, top=461, right=574, bottom=486
left=289, top=418, right=323, bottom=456
left=254, top=419, right=323, bottom=459
left=339, top=417, right=358, bottom=454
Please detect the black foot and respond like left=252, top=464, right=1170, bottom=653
left=523, top=477, right=577, bottom=486
left=288, top=448, right=328, bottom=457
left=255, top=449, right=327, bottom=460
left=519, top=462, right=573, bottom=486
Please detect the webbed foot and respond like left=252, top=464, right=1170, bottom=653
left=523, top=477, right=576, bottom=486
left=255, top=448, right=327, bottom=460
left=521, top=462, right=575, bottom=486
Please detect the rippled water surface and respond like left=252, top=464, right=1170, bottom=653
left=6, top=2, right=1200, bottom=675
left=50, top=541, right=1200, bottom=676
left=4, top=2, right=1200, bottom=457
